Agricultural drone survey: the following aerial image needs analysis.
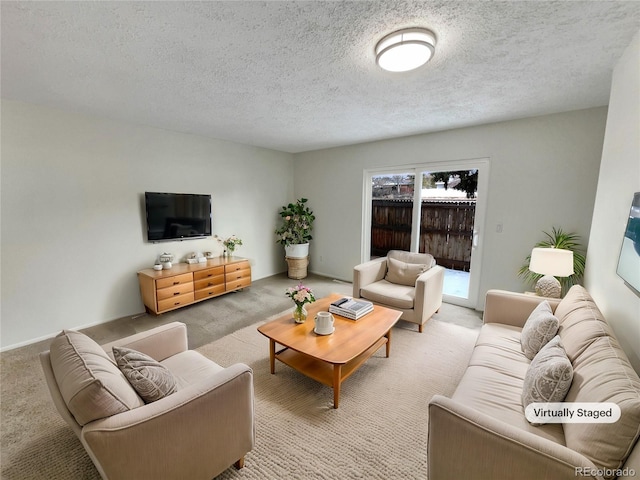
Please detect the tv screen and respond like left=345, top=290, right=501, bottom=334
left=145, top=192, right=212, bottom=242
left=617, top=192, right=640, bottom=295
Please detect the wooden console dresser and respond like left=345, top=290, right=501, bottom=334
left=138, top=257, right=251, bottom=314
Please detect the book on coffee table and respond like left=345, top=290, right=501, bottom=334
left=329, top=297, right=374, bottom=320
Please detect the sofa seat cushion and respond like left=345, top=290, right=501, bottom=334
left=360, top=280, right=415, bottom=310
left=49, top=330, right=144, bottom=426
left=472, top=324, right=528, bottom=375
left=161, top=350, right=224, bottom=390
left=452, top=365, right=566, bottom=445
left=452, top=323, right=565, bottom=445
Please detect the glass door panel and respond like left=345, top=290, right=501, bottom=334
left=419, top=170, right=477, bottom=301
left=370, top=173, right=415, bottom=258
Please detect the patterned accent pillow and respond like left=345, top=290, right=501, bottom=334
left=522, top=336, right=573, bottom=423
left=385, top=257, right=429, bottom=286
left=113, top=346, right=178, bottom=403
left=520, top=300, right=559, bottom=360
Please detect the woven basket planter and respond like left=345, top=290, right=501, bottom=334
left=286, top=256, right=309, bottom=279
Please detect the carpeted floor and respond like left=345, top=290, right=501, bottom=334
left=0, top=274, right=482, bottom=479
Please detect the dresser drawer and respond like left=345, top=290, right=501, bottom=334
left=193, top=266, right=224, bottom=281
left=158, top=292, right=195, bottom=312
left=225, top=261, right=250, bottom=274
left=226, top=276, right=251, bottom=291
left=225, top=268, right=251, bottom=283
left=156, top=273, right=193, bottom=290
left=157, top=282, right=194, bottom=301
left=194, top=284, right=226, bottom=300
left=194, top=275, right=225, bottom=291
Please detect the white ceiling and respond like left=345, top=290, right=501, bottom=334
left=2, top=1, right=639, bottom=153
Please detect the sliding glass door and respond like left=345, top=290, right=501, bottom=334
left=363, top=159, right=489, bottom=308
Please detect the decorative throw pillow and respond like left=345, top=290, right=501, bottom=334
left=49, top=330, right=144, bottom=425
left=522, top=336, right=573, bottom=423
left=385, top=257, right=429, bottom=286
left=521, top=300, right=559, bottom=360
left=112, top=346, right=178, bottom=403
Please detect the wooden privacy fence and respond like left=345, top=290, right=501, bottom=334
left=371, top=199, right=476, bottom=271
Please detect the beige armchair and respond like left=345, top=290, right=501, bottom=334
left=40, top=322, right=254, bottom=480
left=353, top=250, right=445, bottom=332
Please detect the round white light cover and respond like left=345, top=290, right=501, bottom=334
left=376, top=29, right=436, bottom=72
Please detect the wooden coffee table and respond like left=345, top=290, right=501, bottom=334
left=257, top=293, right=401, bottom=408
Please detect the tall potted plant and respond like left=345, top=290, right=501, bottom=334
left=275, top=198, right=316, bottom=272
left=275, top=198, right=315, bottom=259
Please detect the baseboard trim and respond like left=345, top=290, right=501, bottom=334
left=0, top=313, right=147, bottom=352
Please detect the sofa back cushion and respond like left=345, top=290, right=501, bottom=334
left=556, top=286, right=640, bottom=478
left=555, top=286, right=612, bottom=361
left=49, top=330, right=144, bottom=426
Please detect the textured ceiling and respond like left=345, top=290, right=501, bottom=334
left=2, top=1, right=639, bottom=153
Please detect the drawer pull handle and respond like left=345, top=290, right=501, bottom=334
left=174, top=302, right=180, bottom=306
left=207, top=274, right=213, bottom=277
left=173, top=281, right=179, bottom=285
left=173, top=292, right=180, bottom=296
left=208, top=282, right=214, bottom=286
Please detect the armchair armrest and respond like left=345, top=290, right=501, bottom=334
left=101, top=322, right=188, bottom=362
left=483, top=290, right=561, bottom=328
left=428, top=395, right=601, bottom=480
left=415, top=265, right=444, bottom=323
left=353, top=257, right=387, bottom=297
left=82, top=363, right=254, bottom=480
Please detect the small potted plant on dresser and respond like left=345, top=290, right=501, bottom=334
left=275, top=198, right=315, bottom=279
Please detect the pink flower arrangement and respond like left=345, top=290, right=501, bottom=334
left=285, top=283, right=316, bottom=307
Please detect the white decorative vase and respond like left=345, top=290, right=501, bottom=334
left=285, top=243, right=309, bottom=259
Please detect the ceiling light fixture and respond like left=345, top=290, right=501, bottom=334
left=375, top=27, right=437, bottom=73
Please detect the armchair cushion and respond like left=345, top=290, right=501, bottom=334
left=49, top=330, right=144, bottom=426
left=161, top=350, right=225, bottom=389
left=360, top=280, right=415, bottom=310
left=113, top=346, right=177, bottom=403
left=385, top=257, right=430, bottom=286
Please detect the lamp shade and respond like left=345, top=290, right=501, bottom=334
left=529, top=248, right=574, bottom=277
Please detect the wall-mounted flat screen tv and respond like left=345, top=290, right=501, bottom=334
left=616, top=192, right=640, bottom=295
left=145, top=192, right=212, bottom=242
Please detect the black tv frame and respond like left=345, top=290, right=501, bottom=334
left=144, top=192, right=212, bottom=243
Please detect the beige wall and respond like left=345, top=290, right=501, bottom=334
left=0, top=100, right=294, bottom=349
left=294, top=108, right=607, bottom=310
left=585, top=31, right=640, bottom=371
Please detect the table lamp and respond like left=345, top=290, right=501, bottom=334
left=529, top=247, right=574, bottom=298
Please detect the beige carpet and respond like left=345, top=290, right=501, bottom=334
left=1, top=308, right=481, bottom=479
